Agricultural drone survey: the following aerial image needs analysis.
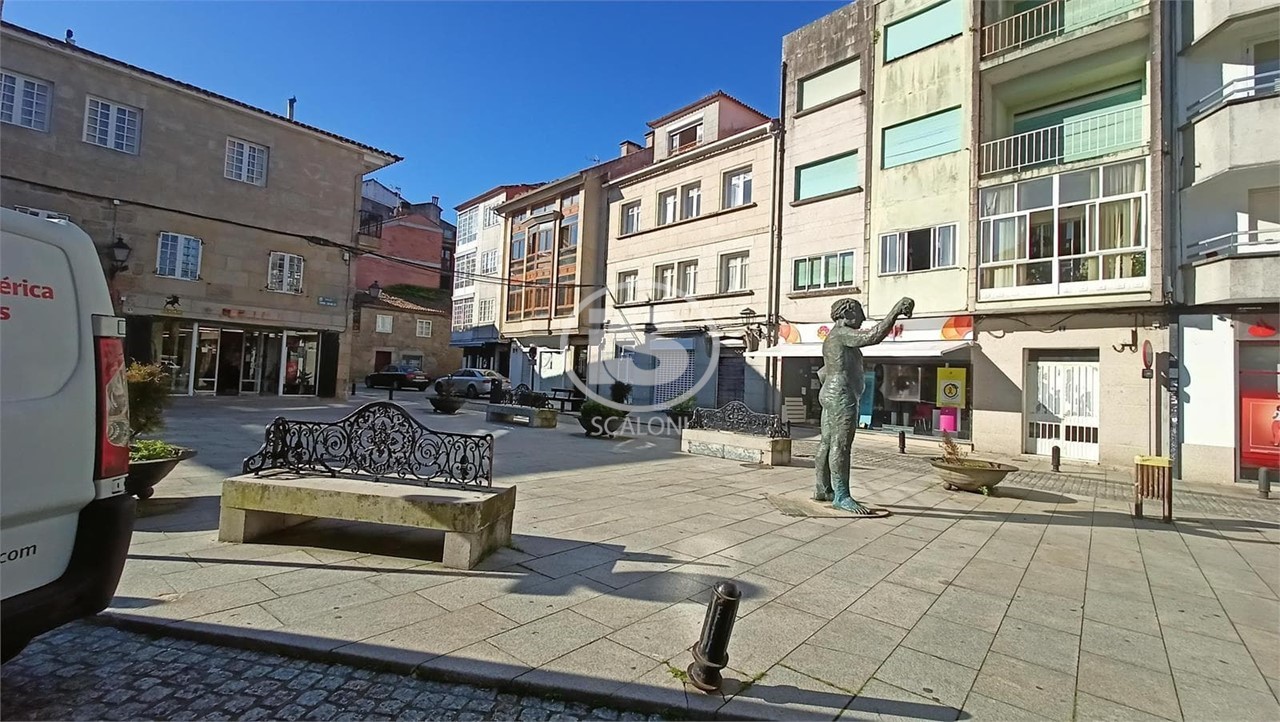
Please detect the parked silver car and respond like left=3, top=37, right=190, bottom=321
left=434, top=368, right=509, bottom=398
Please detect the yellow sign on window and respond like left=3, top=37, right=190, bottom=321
left=936, top=367, right=966, bottom=408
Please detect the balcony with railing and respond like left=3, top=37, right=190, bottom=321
left=981, top=0, right=1147, bottom=62
left=979, top=104, right=1147, bottom=177
left=1182, top=230, right=1280, bottom=305
left=1181, top=72, right=1279, bottom=186
left=356, top=210, right=384, bottom=247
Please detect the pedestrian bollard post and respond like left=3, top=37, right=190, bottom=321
left=388, top=386, right=394, bottom=402
left=1260, top=468, right=1272, bottom=500
left=1051, top=445, right=1061, bottom=473
left=688, top=581, right=740, bottom=693
left=898, top=430, right=906, bottom=454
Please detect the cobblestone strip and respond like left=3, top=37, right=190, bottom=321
left=1, top=623, right=667, bottom=722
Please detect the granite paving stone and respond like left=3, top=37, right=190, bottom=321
left=872, top=646, right=978, bottom=709
left=1077, top=651, right=1182, bottom=721
left=901, top=614, right=997, bottom=670
left=971, top=652, right=1077, bottom=720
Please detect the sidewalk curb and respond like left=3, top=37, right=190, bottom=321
left=92, top=612, right=723, bottom=720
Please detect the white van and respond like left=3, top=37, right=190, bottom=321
left=0, top=208, right=135, bottom=661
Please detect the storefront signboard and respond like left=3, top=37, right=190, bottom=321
left=936, top=367, right=967, bottom=408
left=776, top=315, right=974, bottom=345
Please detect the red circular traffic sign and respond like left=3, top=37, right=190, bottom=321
left=1142, top=340, right=1153, bottom=370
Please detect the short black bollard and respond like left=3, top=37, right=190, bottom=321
left=1260, top=468, right=1272, bottom=500
left=350, top=381, right=356, bottom=396
left=687, top=581, right=740, bottom=693
left=1051, top=445, right=1061, bottom=473
left=898, top=431, right=906, bottom=454
left=489, top=380, right=504, bottom=404
left=387, top=386, right=394, bottom=402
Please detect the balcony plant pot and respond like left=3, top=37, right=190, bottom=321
left=126, top=447, right=197, bottom=500
left=429, top=395, right=466, bottom=414
left=929, top=458, right=1018, bottom=494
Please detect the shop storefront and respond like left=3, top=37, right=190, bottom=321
left=756, top=315, right=975, bottom=440
left=1236, top=322, right=1279, bottom=484
left=132, top=316, right=337, bottom=396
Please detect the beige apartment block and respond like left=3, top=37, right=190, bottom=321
left=0, top=22, right=398, bottom=397
left=767, top=2, right=874, bottom=424
left=496, top=149, right=651, bottom=392
left=1170, top=0, right=1280, bottom=485
left=601, top=92, right=776, bottom=409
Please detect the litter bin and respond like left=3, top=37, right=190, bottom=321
left=1133, top=455, right=1172, bottom=522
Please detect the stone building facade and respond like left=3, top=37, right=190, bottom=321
left=0, top=22, right=398, bottom=397
left=349, top=291, right=460, bottom=383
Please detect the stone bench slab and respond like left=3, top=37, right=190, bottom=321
left=681, top=428, right=792, bottom=467
left=218, top=474, right=516, bottom=569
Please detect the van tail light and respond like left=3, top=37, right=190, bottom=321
left=95, top=336, right=131, bottom=480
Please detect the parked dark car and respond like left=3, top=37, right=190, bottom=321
left=434, top=368, right=509, bottom=398
left=365, top=364, right=431, bottom=391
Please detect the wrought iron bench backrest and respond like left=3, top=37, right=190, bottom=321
left=687, top=400, right=790, bottom=439
left=496, top=382, right=550, bottom=409
left=242, top=402, right=494, bottom=487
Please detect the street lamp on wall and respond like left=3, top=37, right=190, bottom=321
left=106, top=237, right=131, bottom=278
left=368, top=281, right=382, bottom=300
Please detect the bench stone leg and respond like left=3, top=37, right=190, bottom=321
left=442, top=511, right=513, bottom=569
left=219, top=507, right=311, bottom=543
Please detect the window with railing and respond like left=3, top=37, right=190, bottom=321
left=981, top=0, right=1145, bottom=59
left=981, top=84, right=1146, bottom=175
left=358, top=210, right=383, bottom=238
left=978, top=159, right=1148, bottom=300
left=1187, top=70, right=1280, bottom=120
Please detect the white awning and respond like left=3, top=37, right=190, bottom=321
left=746, top=340, right=972, bottom=359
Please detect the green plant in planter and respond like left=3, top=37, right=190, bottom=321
left=610, top=380, right=633, bottom=405
left=579, top=399, right=629, bottom=437
left=126, top=362, right=180, bottom=461
left=665, top=396, right=698, bottom=422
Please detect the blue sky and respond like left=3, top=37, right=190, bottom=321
left=6, top=1, right=841, bottom=218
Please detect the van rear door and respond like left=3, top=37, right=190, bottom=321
left=0, top=210, right=124, bottom=598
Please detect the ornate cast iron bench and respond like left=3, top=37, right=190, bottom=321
left=218, top=402, right=514, bottom=569
left=681, top=400, right=793, bottom=466
left=485, top=383, right=558, bottom=428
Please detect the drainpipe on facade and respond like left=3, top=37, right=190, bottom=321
left=766, top=61, right=788, bottom=415
left=1163, top=1, right=1183, bottom=482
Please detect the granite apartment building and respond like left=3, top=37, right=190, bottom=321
left=0, top=22, right=399, bottom=397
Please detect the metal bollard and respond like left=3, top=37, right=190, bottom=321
left=687, top=581, right=741, bottom=693
left=388, top=386, right=394, bottom=402
left=1051, top=446, right=1061, bottom=473
left=350, top=381, right=356, bottom=396
left=898, top=431, right=906, bottom=454
left=1260, top=468, right=1272, bottom=500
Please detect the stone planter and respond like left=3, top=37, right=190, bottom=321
left=929, top=458, right=1018, bottom=493
left=579, top=412, right=626, bottom=438
left=429, top=395, right=466, bottom=414
left=126, top=447, right=197, bottom=500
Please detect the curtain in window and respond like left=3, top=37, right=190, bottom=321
left=1098, top=198, right=1141, bottom=250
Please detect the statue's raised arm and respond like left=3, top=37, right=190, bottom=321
left=833, top=297, right=916, bottom=348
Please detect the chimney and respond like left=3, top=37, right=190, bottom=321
left=619, top=140, right=642, bottom=157
left=431, top=195, right=440, bottom=206
left=644, top=131, right=654, bottom=148
left=286, top=96, right=297, bottom=120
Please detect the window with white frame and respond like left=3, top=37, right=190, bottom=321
left=83, top=96, right=140, bottom=154
left=0, top=70, right=51, bottom=131
left=416, top=319, right=433, bottom=337
left=681, top=183, right=701, bottom=220
left=454, top=252, right=476, bottom=289
left=452, top=297, right=474, bottom=331
left=562, top=190, right=580, bottom=208
left=156, top=232, right=202, bottom=281
left=617, top=270, right=639, bottom=304
left=457, top=208, right=478, bottom=244
left=480, top=250, right=499, bottom=275
left=978, top=159, right=1148, bottom=299
left=678, top=260, right=698, bottom=297
left=482, top=202, right=501, bottom=228
left=668, top=121, right=703, bottom=153
left=654, top=263, right=676, bottom=300
left=724, top=168, right=753, bottom=208
left=720, top=252, right=749, bottom=293
left=658, top=190, right=678, bottom=226
left=225, top=137, right=268, bottom=185
left=477, top=298, right=496, bottom=324
left=622, top=201, right=642, bottom=235
left=375, top=314, right=393, bottom=333
left=794, top=251, right=856, bottom=291
left=879, top=224, right=956, bottom=275
left=267, top=251, right=304, bottom=293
